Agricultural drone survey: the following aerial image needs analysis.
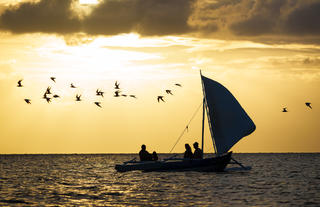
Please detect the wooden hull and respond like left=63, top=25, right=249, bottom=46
left=115, top=152, right=232, bottom=172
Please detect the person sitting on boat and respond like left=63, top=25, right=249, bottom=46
left=184, top=144, right=193, bottom=159
left=152, top=151, right=158, bottom=161
left=193, top=142, right=203, bottom=159
left=139, top=144, right=152, bottom=161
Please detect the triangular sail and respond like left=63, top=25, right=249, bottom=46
left=201, top=75, right=256, bottom=155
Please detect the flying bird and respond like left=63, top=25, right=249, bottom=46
left=53, top=94, right=60, bottom=98
left=175, top=83, right=182, bottom=87
left=75, top=94, right=82, bottom=101
left=96, top=89, right=104, bottom=97
left=114, top=90, right=121, bottom=97
left=305, top=102, right=312, bottom=109
left=94, top=102, right=102, bottom=108
left=17, top=79, right=23, bottom=87
left=24, top=99, right=31, bottom=104
left=50, top=77, right=56, bottom=82
left=157, top=96, right=165, bottom=102
left=42, top=93, right=48, bottom=99
left=70, top=83, right=76, bottom=88
left=166, top=90, right=173, bottom=95
left=114, top=81, right=120, bottom=89
left=46, top=87, right=51, bottom=94
left=282, top=107, right=288, bottom=112
left=129, top=95, right=137, bottom=98
left=121, top=94, right=127, bottom=97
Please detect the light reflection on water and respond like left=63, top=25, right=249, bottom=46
left=0, top=154, right=319, bottom=206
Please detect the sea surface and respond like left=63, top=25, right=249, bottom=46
left=0, top=153, right=319, bottom=206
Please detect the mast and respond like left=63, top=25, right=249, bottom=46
left=200, top=70, right=218, bottom=156
left=200, top=70, right=205, bottom=158
left=201, top=97, right=205, bottom=159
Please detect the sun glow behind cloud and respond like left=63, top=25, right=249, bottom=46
left=79, top=0, right=99, bottom=5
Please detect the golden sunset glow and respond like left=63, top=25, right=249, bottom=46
left=79, top=0, right=99, bottom=5
left=0, top=0, right=319, bottom=154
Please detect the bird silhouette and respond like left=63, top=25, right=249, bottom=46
left=24, top=99, right=31, bottom=104
left=175, top=83, right=182, bottom=87
left=96, top=89, right=104, bottom=97
left=114, top=90, right=121, bottom=97
left=122, top=94, right=127, bottom=97
left=157, top=96, right=165, bottom=102
left=50, top=77, right=56, bottom=82
left=70, top=83, right=76, bottom=88
left=94, top=102, right=102, bottom=108
left=282, top=107, right=288, bottom=112
left=166, top=90, right=173, bottom=95
left=53, top=94, right=60, bottom=98
left=46, top=87, right=51, bottom=94
left=305, top=102, right=312, bottom=109
left=17, top=79, right=23, bottom=87
left=115, top=81, right=120, bottom=89
left=129, top=95, right=137, bottom=98
left=76, top=94, right=82, bottom=101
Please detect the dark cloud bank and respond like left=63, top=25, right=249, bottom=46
left=0, top=0, right=81, bottom=34
left=0, top=0, right=319, bottom=44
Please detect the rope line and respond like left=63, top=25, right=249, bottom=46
left=169, top=101, right=203, bottom=153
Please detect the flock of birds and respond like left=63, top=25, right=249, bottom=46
left=17, top=77, right=182, bottom=108
left=17, top=77, right=313, bottom=111
left=282, top=102, right=313, bottom=112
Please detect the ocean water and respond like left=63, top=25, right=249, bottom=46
left=0, top=153, right=319, bottom=206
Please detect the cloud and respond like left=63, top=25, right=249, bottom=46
left=301, top=57, right=320, bottom=66
left=0, top=0, right=319, bottom=44
left=0, top=0, right=194, bottom=36
left=63, top=33, right=95, bottom=46
left=82, top=0, right=194, bottom=36
left=0, top=0, right=81, bottom=34
left=187, top=0, right=320, bottom=43
left=228, top=0, right=320, bottom=37
left=229, top=0, right=286, bottom=36
left=284, top=2, right=320, bottom=35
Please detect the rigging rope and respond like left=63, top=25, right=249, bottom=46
left=169, top=101, right=203, bottom=153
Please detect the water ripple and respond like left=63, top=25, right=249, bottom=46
left=0, top=153, right=319, bottom=206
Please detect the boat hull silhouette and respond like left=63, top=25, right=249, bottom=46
left=115, top=152, right=232, bottom=172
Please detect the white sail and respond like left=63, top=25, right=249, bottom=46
left=201, top=75, right=256, bottom=155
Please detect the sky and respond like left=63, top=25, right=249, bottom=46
left=0, top=0, right=319, bottom=154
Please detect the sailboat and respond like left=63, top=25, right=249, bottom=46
left=115, top=72, right=256, bottom=172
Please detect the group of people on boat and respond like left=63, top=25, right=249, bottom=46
left=139, top=141, right=203, bottom=161
left=139, top=144, right=158, bottom=161
left=184, top=142, right=203, bottom=159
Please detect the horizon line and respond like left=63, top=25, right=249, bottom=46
left=1, top=152, right=319, bottom=155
